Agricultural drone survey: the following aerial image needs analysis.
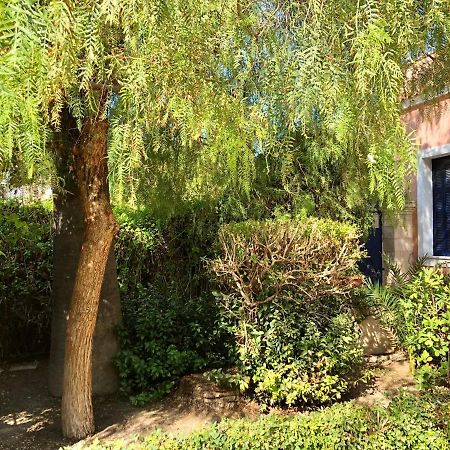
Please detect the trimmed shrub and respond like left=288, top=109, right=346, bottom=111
left=210, top=218, right=364, bottom=406
left=86, top=391, right=450, bottom=450
left=212, top=218, right=364, bottom=311
left=0, top=201, right=53, bottom=359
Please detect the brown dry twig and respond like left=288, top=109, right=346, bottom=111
left=211, top=218, right=363, bottom=317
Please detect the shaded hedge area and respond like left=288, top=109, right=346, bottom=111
left=87, top=391, right=450, bottom=450
left=113, top=207, right=232, bottom=404
left=0, top=202, right=230, bottom=383
left=0, top=201, right=53, bottom=360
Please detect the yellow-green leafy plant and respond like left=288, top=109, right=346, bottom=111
left=211, top=218, right=364, bottom=406
left=367, top=265, right=450, bottom=388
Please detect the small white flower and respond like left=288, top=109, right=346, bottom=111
left=367, top=153, right=376, bottom=164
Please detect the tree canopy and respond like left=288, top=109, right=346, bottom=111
left=0, top=0, right=260, bottom=203
left=245, top=0, right=450, bottom=211
left=2, top=1, right=450, bottom=214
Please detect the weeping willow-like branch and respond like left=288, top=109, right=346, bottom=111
left=1, top=0, right=450, bottom=211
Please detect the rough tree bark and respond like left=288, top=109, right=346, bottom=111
left=49, top=111, right=121, bottom=398
left=61, top=117, right=118, bottom=439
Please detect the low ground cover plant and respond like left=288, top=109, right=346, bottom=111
left=86, top=390, right=450, bottom=450
left=210, top=217, right=365, bottom=407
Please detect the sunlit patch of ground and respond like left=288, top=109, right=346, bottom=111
left=0, top=354, right=417, bottom=450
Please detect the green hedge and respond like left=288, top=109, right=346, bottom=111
left=114, top=208, right=232, bottom=404
left=86, top=391, right=450, bottom=450
left=1, top=203, right=366, bottom=412
left=0, top=201, right=53, bottom=359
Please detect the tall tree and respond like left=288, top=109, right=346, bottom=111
left=0, top=0, right=260, bottom=438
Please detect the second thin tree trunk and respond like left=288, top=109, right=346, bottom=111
left=61, top=118, right=117, bottom=439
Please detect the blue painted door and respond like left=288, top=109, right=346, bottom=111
left=359, top=211, right=383, bottom=284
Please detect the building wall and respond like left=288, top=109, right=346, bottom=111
left=383, top=94, right=450, bottom=276
left=403, top=95, right=450, bottom=150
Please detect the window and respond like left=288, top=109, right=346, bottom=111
left=417, top=145, right=450, bottom=264
left=433, top=156, right=450, bottom=256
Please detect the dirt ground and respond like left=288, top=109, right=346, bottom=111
left=0, top=354, right=416, bottom=450
left=0, top=361, right=138, bottom=450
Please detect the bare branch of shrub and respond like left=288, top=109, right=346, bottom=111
left=211, top=218, right=364, bottom=315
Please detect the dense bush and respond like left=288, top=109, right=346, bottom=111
left=0, top=201, right=53, bottom=359
left=87, top=391, right=450, bottom=450
left=210, top=218, right=364, bottom=406
left=233, top=301, right=363, bottom=406
left=114, top=207, right=165, bottom=295
left=1, top=202, right=367, bottom=408
left=115, top=283, right=231, bottom=405
left=368, top=266, right=450, bottom=388
left=114, top=208, right=232, bottom=404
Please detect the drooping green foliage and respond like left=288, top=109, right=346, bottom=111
left=2, top=1, right=450, bottom=212
left=246, top=0, right=450, bottom=211
left=0, top=0, right=261, bottom=203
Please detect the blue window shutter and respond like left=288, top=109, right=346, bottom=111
left=433, top=156, right=450, bottom=256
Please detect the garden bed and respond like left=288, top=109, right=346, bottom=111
left=0, top=353, right=419, bottom=450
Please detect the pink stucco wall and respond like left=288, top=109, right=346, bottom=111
left=383, top=94, right=450, bottom=272
left=402, top=94, right=450, bottom=149
left=402, top=94, right=450, bottom=201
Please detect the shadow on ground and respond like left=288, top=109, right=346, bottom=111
left=0, top=353, right=416, bottom=450
left=0, top=361, right=136, bottom=450
left=347, top=352, right=417, bottom=407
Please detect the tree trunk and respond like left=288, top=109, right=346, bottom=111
left=49, top=111, right=121, bottom=398
left=61, top=117, right=117, bottom=439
